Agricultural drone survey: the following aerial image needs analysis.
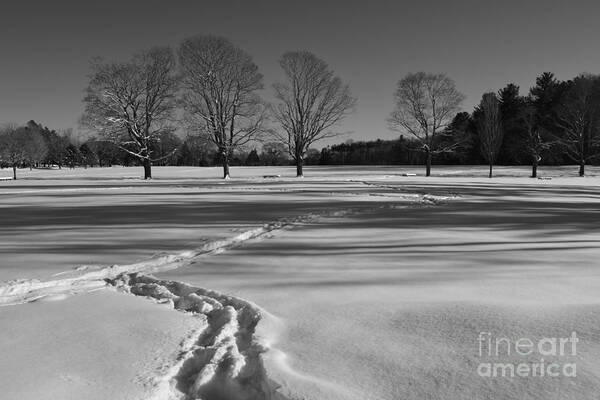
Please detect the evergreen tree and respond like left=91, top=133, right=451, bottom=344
left=498, top=84, right=528, bottom=164
left=245, top=149, right=261, bottom=166
left=64, top=144, right=81, bottom=169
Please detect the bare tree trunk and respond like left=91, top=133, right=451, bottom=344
left=425, top=150, right=432, bottom=177
left=272, top=52, right=356, bottom=179
left=478, top=93, right=502, bottom=180
left=12, top=164, right=17, bottom=180
left=296, top=163, right=303, bottom=177
left=296, top=155, right=304, bottom=177
left=222, top=150, right=230, bottom=179
left=143, top=158, right=152, bottom=179
left=223, top=161, right=230, bottom=179
left=579, top=162, right=585, bottom=177
left=531, top=159, right=538, bottom=178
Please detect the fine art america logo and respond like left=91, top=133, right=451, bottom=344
left=476, top=332, right=578, bottom=378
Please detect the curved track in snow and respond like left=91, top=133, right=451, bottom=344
left=108, top=273, right=288, bottom=400
left=0, top=189, right=451, bottom=400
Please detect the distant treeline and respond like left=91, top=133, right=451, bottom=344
left=325, top=72, right=600, bottom=175
left=0, top=120, right=298, bottom=178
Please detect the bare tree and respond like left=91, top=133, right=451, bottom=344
left=0, top=124, right=48, bottom=179
left=178, top=35, right=266, bottom=179
left=555, top=74, right=600, bottom=176
left=522, top=104, right=550, bottom=178
left=82, top=47, right=178, bottom=179
left=272, top=51, right=356, bottom=177
left=388, top=72, right=465, bottom=176
left=477, top=92, right=503, bottom=178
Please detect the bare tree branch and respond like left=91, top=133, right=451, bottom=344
left=477, top=92, right=503, bottom=178
left=388, top=72, right=464, bottom=176
left=81, top=47, right=178, bottom=179
left=271, top=51, right=356, bottom=177
left=554, top=74, right=600, bottom=176
left=178, top=35, right=266, bottom=179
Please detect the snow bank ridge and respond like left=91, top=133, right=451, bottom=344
left=108, top=273, right=287, bottom=400
left=357, top=180, right=458, bottom=204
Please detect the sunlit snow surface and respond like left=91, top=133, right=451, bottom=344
left=1, top=165, right=600, bottom=400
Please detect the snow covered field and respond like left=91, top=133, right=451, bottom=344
left=1, top=165, right=600, bottom=399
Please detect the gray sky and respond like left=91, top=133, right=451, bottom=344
left=1, top=0, right=599, bottom=146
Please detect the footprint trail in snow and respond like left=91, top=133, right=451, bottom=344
left=0, top=190, right=451, bottom=400
left=107, top=273, right=288, bottom=400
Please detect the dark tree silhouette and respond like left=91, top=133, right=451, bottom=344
left=261, top=142, right=290, bottom=166
left=272, top=51, right=356, bottom=177
left=521, top=104, right=550, bottom=178
left=388, top=72, right=465, bottom=176
left=82, top=47, right=178, bottom=179
left=529, top=72, right=564, bottom=134
left=178, top=35, right=266, bottom=179
left=497, top=84, right=528, bottom=165
left=555, top=74, right=600, bottom=176
left=476, top=92, right=503, bottom=178
left=0, top=124, right=48, bottom=179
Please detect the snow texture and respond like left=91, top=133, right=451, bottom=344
left=4, top=165, right=599, bottom=400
